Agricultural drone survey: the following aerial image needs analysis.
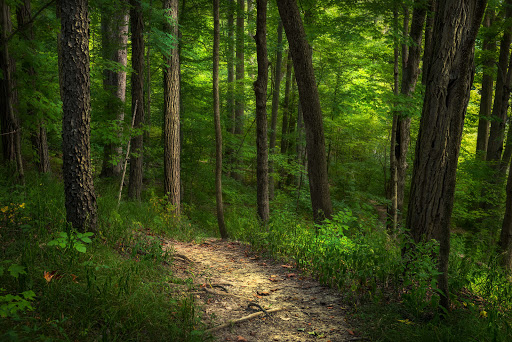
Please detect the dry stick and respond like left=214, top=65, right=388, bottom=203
left=205, top=307, right=283, bottom=333
left=117, top=100, right=138, bottom=209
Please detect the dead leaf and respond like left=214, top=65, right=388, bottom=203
left=43, top=270, right=63, bottom=283
left=287, top=273, right=296, bottom=278
left=71, top=274, right=78, bottom=283
left=236, top=336, right=247, bottom=342
left=281, top=264, right=293, bottom=268
left=257, top=291, right=270, bottom=296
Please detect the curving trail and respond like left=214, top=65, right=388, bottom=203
left=164, top=238, right=357, bottom=341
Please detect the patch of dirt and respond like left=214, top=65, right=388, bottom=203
left=164, top=238, right=359, bottom=341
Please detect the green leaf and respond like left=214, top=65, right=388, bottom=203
left=8, top=264, right=26, bottom=278
left=75, top=244, right=87, bottom=253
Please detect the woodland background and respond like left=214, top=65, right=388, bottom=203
left=1, top=0, right=512, bottom=340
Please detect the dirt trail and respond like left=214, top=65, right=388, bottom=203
left=164, top=238, right=358, bottom=341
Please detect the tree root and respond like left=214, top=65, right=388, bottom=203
left=205, top=307, right=284, bottom=333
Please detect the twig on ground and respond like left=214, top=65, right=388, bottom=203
left=205, top=307, right=284, bottom=333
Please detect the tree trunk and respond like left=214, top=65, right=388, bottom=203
left=128, top=0, right=145, bottom=200
left=280, top=52, right=292, bottom=155
left=0, top=0, right=24, bottom=182
left=406, top=0, right=486, bottom=311
left=389, top=1, right=427, bottom=229
left=476, top=9, right=495, bottom=159
left=486, top=0, right=512, bottom=164
left=16, top=0, right=50, bottom=174
left=254, top=0, right=269, bottom=223
left=268, top=20, right=283, bottom=200
left=214, top=0, right=228, bottom=239
left=60, top=0, right=98, bottom=232
left=163, top=0, right=181, bottom=216
left=277, top=0, right=333, bottom=222
left=100, top=0, right=129, bottom=177
left=499, top=154, right=512, bottom=270
left=232, top=0, right=245, bottom=181
left=225, top=0, right=235, bottom=175
left=421, top=0, right=436, bottom=85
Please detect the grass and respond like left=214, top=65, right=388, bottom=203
left=0, top=171, right=206, bottom=341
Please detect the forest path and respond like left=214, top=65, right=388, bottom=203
left=164, top=238, right=357, bottom=341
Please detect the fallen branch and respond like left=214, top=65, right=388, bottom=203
left=203, top=287, right=252, bottom=301
left=205, top=307, right=283, bottom=333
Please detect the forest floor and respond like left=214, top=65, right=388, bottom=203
left=164, top=238, right=361, bottom=342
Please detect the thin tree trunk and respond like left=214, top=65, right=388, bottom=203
left=163, top=0, right=181, bottom=216
left=487, top=0, right=512, bottom=164
left=225, top=0, right=235, bottom=175
left=128, top=0, right=145, bottom=200
left=269, top=19, right=283, bottom=200
left=406, top=0, right=486, bottom=311
left=421, top=0, right=436, bottom=85
left=60, top=0, right=98, bottom=232
left=280, top=52, right=292, bottom=155
left=100, top=1, right=129, bottom=177
left=0, top=0, right=23, bottom=182
left=499, top=154, right=512, bottom=270
left=233, top=0, right=245, bottom=181
left=254, top=0, right=269, bottom=223
left=213, top=0, right=228, bottom=239
left=17, top=0, right=50, bottom=174
left=277, top=0, right=333, bottom=222
left=476, top=9, right=495, bottom=159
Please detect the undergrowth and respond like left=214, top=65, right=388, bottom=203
left=0, top=171, right=206, bottom=341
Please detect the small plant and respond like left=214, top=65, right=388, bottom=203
left=48, top=231, right=94, bottom=254
left=0, top=262, right=35, bottom=318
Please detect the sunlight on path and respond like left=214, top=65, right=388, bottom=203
left=164, top=238, right=356, bottom=341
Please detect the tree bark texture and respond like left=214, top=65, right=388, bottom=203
left=499, top=154, right=512, bottom=270
left=254, top=0, right=269, bottom=223
left=100, top=0, right=128, bottom=177
left=422, top=0, right=436, bottom=85
left=163, top=0, right=181, bottom=216
left=269, top=20, right=283, bottom=200
left=280, top=52, right=292, bottom=155
left=17, top=0, right=50, bottom=174
left=128, top=0, right=145, bottom=200
left=60, top=0, right=98, bottom=232
left=232, top=0, right=245, bottom=180
left=277, top=0, right=333, bottom=222
left=406, top=0, right=486, bottom=310
left=213, top=0, right=228, bottom=238
left=476, top=9, right=495, bottom=159
left=486, top=0, right=512, bottom=164
left=389, top=1, right=427, bottom=229
left=225, top=0, right=235, bottom=175
left=0, top=0, right=24, bottom=181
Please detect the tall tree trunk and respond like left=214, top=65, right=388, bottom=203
left=16, top=0, right=50, bottom=174
left=476, top=9, right=495, bottom=159
left=269, top=20, right=283, bottom=200
left=0, top=0, right=24, bottom=182
left=280, top=52, right=292, bottom=155
left=422, top=0, right=436, bottom=85
left=389, top=1, right=427, bottom=229
left=100, top=0, right=129, bottom=177
left=60, top=0, right=98, bottom=232
left=499, top=154, right=512, bottom=270
left=225, top=0, right=235, bottom=175
left=277, top=0, right=333, bottom=222
left=254, top=0, right=269, bottom=223
left=128, top=0, right=145, bottom=200
left=487, top=0, right=512, bottom=164
left=213, top=0, right=228, bottom=239
left=163, top=0, right=181, bottom=216
left=233, top=0, right=244, bottom=180
left=406, top=0, right=486, bottom=311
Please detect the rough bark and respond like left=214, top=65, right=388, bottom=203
left=422, top=0, right=436, bottom=84
left=16, top=0, right=50, bottom=174
left=476, top=9, right=495, bottom=159
left=254, top=0, right=269, bottom=223
left=100, top=0, right=128, bottom=177
left=163, top=0, right=181, bottom=216
left=499, top=155, right=512, bottom=270
left=60, top=0, right=98, bottom=232
left=268, top=20, right=283, bottom=200
left=213, top=0, right=228, bottom=239
left=487, top=0, right=512, bottom=164
left=277, top=0, right=333, bottom=222
left=232, top=0, right=245, bottom=180
left=406, top=0, right=486, bottom=310
left=0, top=0, right=23, bottom=181
left=128, top=0, right=145, bottom=200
